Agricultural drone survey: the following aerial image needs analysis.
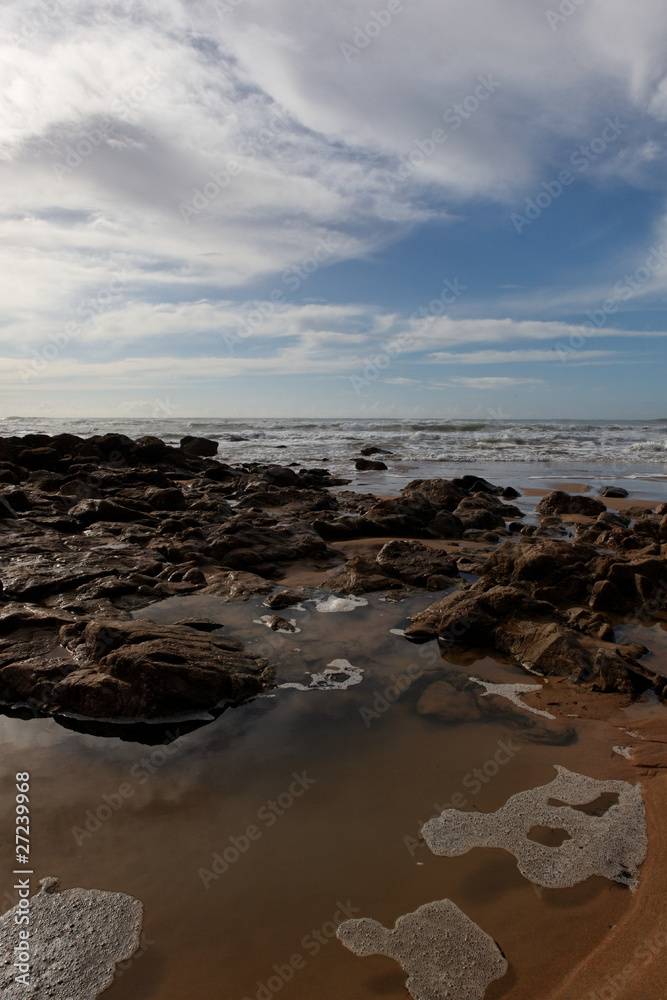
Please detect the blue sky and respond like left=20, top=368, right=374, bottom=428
left=0, top=0, right=666, bottom=418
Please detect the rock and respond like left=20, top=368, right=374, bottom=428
left=592, top=648, right=634, bottom=694
left=50, top=618, right=274, bottom=718
left=376, top=540, right=458, bottom=587
left=180, top=435, right=219, bottom=456
left=481, top=539, right=599, bottom=604
left=145, top=487, right=186, bottom=510
left=536, top=490, right=606, bottom=517
left=402, top=478, right=466, bottom=511
left=266, top=615, right=299, bottom=632
left=495, top=621, right=592, bottom=679
left=453, top=498, right=505, bottom=531
left=0, top=876, right=143, bottom=1000
left=202, top=570, right=273, bottom=601
left=589, top=579, right=627, bottom=613
left=355, top=458, right=388, bottom=471
left=360, top=445, right=392, bottom=456
left=68, top=498, right=149, bottom=525
left=263, top=589, right=306, bottom=609
left=322, top=556, right=400, bottom=594
left=599, top=485, right=629, bottom=498
left=261, top=465, right=300, bottom=487
left=451, top=475, right=502, bottom=495
left=502, top=486, right=521, bottom=498
left=404, top=585, right=554, bottom=644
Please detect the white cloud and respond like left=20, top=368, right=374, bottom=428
left=1, top=0, right=667, bottom=409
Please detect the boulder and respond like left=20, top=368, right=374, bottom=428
left=402, top=478, right=466, bottom=511
left=322, top=556, right=400, bottom=594
left=376, top=540, right=458, bottom=587
left=536, top=491, right=606, bottom=517
left=263, top=589, right=306, bottom=609
left=599, top=485, right=629, bottom=498
left=51, top=618, right=274, bottom=718
left=360, top=445, right=392, bottom=456
left=355, top=458, right=388, bottom=471
left=180, top=435, right=219, bottom=457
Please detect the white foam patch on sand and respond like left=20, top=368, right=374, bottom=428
left=337, top=898, right=507, bottom=1000
left=312, top=595, right=368, bottom=613
left=280, top=659, right=364, bottom=692
left=0, top=877, right=143, bottom=999
left=253, top=615, right=301, bottom=633
left=470, top=677, right=556, bottom=719
left=613, top=746, right=635, bottom=759
left=422, top=766, right=647, bottom=890
left=390, top=628, right=405, bottom=636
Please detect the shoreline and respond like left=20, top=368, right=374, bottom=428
left=0, top=430, right=666, bottom=999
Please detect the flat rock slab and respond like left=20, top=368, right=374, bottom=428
left=422, top=765, right=647, bottom=890
left=337, top=898, right=507, bottom=1000
left=0, top=876, right=142, bottom=999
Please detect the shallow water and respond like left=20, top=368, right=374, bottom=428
left=0, top=588, right=645, bottom=1000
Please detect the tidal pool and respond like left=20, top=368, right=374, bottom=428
left=0, top=588, right=644, bottom=1000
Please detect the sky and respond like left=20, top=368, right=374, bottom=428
left=1, top=0, right=666, bottom=419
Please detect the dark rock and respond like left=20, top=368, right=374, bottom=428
left=263, top=589, right=306, bottom=609
left=402, top=479, right=466, bottom=511
left=501, top=486, right=521, bottom=499
left=355, top=458, right=388, bottom=471
left=322, top=556, right=400, bottom=594
left=145, top=487, right=186, bottom=511
left=261, top=465, right=300, bottom=487
left=536, top=490, right=606, bottom=517
left=202, top=570, right=273, bottom=601
left=266, top=615, right=298, bottom=632
left=180, top=435, right=219, bottom=457
left=598, top=485, right=629, bottom=498
left=451, top=475, right=502, bottom=495
left=360, top=446, right=392, bottom=456
left=15, top=447, right=62, bottom=472
left=376, top=540, right=459, bottom=587
left=49, top=618, right=274, bottom=718
left=404, top=585, right=554, bottom=644
left=68, top=498, right=149, bottom=525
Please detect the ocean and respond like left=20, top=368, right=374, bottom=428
left=2, top=416, right=666, bottom=494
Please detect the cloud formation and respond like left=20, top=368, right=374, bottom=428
left=1, top=0, right=666, bottom=413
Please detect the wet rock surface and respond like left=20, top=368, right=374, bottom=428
left=0, top=435, right=665, bottom=722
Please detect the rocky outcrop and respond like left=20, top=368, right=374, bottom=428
left=323, top=540, right=460, bottom=594
left=536, top=490, right=606, bottom=517
left=0, top=616, right=273, bottom=720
